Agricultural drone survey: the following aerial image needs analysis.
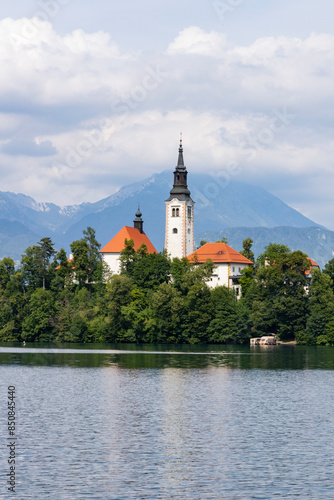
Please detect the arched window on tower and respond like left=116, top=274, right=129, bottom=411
left=173, top=228, right=178, bottom=234
left=176, top=208, right=179, bottom=217
left=172, top=208, right=176, bottom=217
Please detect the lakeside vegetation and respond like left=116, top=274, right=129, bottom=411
left=1, top=228, right=334, bottom=346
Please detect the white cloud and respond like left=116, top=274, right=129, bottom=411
left=0, top=19, right=334, bottom=229
left=167, top=26, right=227, bottom=57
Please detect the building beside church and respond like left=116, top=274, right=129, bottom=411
left=100, top=207, right=157, bottom=275
left=164, top=138, right=195, bottom=259
left=187, top=242, right=253, bottom=297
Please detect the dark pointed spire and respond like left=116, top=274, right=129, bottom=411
left=177, top=133, right=184, bottom=167
left=165, top=136, right=193, bottom=201
left=133, top=205, right=144, bottom=233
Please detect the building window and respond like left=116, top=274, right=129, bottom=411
left=172, top=207, right=180, bottom=217
left=176, top=208, right=179, bottom=217
left=172, top=208, right=175, bottom=217
left=232, top=266, right=235, bottom=272
left=173, top=228, right=178, bottom=234
left=188, top=206, right=192, bottom=218
left=188, top=228, right=191, bottom=234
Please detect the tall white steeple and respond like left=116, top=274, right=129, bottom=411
left=165, top=137, right=195, bottom=259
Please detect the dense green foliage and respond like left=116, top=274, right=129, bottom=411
left=1, top=232, right=334, bottom=345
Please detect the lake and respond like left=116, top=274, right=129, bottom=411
left=1, top=343, right=334, bottom=499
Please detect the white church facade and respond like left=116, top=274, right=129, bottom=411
left=100, top=207, right=157, bottom=276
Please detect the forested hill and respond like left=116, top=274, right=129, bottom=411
left=0, top=171, right=324, bottom=261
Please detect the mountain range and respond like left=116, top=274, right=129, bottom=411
left=0, top=171, right=333, bottom=267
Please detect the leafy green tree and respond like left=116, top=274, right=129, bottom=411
left=70, top=239, right=89, bottom=287
left=240, top=238, right=254, bottom=262
left=257, top=242, right=290, bottom=267
left=323, top=257, right=334, bottom=293
left=170, top=257, right=190, bottom=290
left=119, top=239, right=139, bottom=275
left=236, top=299, right=253, bottom=343
left=184, top=280, right=214, bottom=343
left=208, top=286, right=238, bottom=343
left=21, top=245, right=43, bottom=291
left=38, top=237, right=56, bottom=289
left=103, top=275, right=133, bottom=341
left=22, top=288, right=57, bottom=341
left=322, top=317, right=334, bottom=345
left=121, top=288, right=151, bottom=342
left=251, top=249, right=309, bottom=340
left=0, top=257, right=15, bottom=290
left=150, top=282, right=185, bottom=343
left=178, top=259, right=214, bottom=295
left=298, top=269, right=334, bottom=345
left=83, top=226, right=101, bottom=282
left=127, top=251, right=171, bottom=291
left=238, top=266, right=254, bottom=298
left=20, top=238, right=56, bottom=291
left=52, top=248, right=73, bottom=291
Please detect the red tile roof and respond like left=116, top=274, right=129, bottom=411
left=187, top=243, right=253, bottom=265
left=100, top=226, right=157, bottom=254
left=305, top=257, right=319, bottom=276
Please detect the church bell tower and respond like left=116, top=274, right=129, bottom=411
left=165, top=137, right=195, bottom=259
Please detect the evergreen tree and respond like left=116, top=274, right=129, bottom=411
left=240, top=238, right=255, bottom=262
left=70, top=239, right=89, bottom=287
left=83, top=226, right=101, bottom=282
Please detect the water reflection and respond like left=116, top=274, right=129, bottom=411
left=0, top=342, right=334, bottom=369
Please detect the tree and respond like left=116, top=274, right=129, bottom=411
left=0, top=257, right=15, bottom=290
left=52, top=248, right=73, bottom=290
left=20, top=238, right=56, bottom=291
left=83, top=226, right=101, bottom=282
left=250, top=249, right=309, bottom=340
left=257, top=242, right=290, bottom=267
left=127, top=251, right=171, bottom=291
left=21, top=289, right=57, bottom=341
left=104, top=275, right=133, bottom=341
left=240, top=238, right=254, bottom=262
left=119, top=239, right=138, bottom=275
left=323, top=258, right=334, bottom=293
left=150, top=282, right=185, bottom=342
left=38, top=237, right=56, bottom=289
left=70, top=239, right=89, bottom=287
left=238, top=266, right=254, bottom=298
left=208, top=286, right=238, bottom=343
left=298, top=269, right=334, bottom=345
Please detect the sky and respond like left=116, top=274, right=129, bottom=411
left=0, top=0, right=334, bottom=228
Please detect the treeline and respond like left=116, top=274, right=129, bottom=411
left=1, top=229, right=334, bottom=345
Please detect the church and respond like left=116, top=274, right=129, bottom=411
left=100, top=138, right=253, bottom=291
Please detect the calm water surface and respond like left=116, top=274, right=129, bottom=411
left=1, top=343, right=334, bottom=499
